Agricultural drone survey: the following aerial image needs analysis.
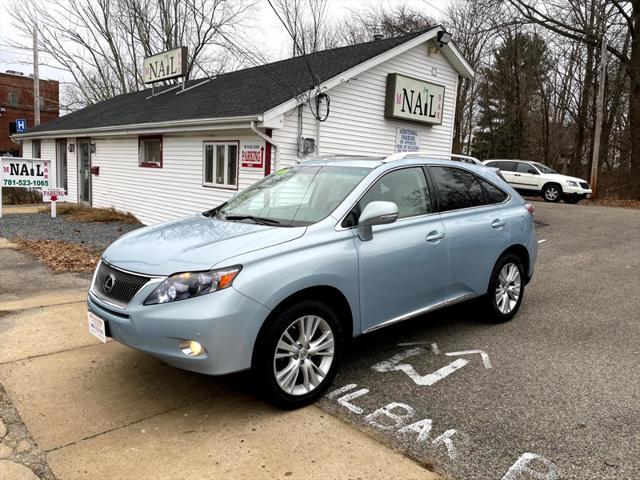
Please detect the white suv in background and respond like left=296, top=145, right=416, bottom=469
left=483, top=160, right=592, bottom=204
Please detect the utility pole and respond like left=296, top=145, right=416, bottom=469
left=33, top=24, right=40, bottom=127
left=590, top=38, right=607, bottom=198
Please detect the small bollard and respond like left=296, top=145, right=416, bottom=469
left=50, top=195, right=58, bottom=218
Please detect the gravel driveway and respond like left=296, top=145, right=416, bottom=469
left=0, top=213, right=142, bottom=250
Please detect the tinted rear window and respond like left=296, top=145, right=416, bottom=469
left=430, top=167, right=485, bottom=212
left=478, top=178, right=508, bottom=204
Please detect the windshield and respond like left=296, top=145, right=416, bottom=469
left=532, top=162, right=558, bottom=174
left=208, top=165, right=372, bottom=226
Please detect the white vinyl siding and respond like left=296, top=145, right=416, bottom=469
left=273, top=40, right=459, bottom=168
left=89, top=134, right=265, bottom=225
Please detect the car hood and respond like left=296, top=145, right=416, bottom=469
left=544, top=173, right=587, bottom=184
left=102, top=214, right=306, bottom=276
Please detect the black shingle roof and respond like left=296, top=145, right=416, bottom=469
left=26, top=30, right=430, bottom=134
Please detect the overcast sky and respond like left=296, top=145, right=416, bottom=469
left=0, top=0, right=451, bottom=83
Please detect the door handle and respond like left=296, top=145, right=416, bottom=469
left=491, top=219, right=506, bottom=229
left=426, top=231, right=445, bottom=243
left=514, top=173, right=521, bottom=177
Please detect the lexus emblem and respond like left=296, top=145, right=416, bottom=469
left=104, top=274, right=116, bottom=293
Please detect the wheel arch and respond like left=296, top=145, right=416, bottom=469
left=251, top=285, right=354, bottom=366
left=498, top=244, right=531, bottom=284
left=542, top=181, right=563, bottom=194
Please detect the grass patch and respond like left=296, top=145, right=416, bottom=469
left=38, top=204, right=139, bottom=224
left=14, top=239, right=101, bottom=273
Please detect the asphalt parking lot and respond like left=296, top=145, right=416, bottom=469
left=1, top=201, right=639, bottom=480
left=318, top=200, right=640, bottom=479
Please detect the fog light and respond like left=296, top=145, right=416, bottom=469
left=179, top=340, right=205, bottom=356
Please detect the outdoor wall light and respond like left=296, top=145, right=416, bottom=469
left=68, top=143, right=75, bottom=153
left=90, top=143, right=96, bottom=153
left=437, top=31, right=452, bottom=47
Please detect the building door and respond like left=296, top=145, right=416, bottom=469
left=56, top=140, right=68, bottom=191
left=78, top=139, right=91, bottom=204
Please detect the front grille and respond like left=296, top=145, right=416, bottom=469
left=92, top=261, right=150, bottom=307
left=580, top=182, right=589, bottom=189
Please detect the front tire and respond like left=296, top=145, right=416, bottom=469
left=481, top=254, right=525, bottom=323
left=253, top=300, right=344, bottom=409
left=542, top=183, right=562, bottom=202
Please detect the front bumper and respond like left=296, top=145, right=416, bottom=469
left=87, top=284, right=271, bottom=375
left=563, top=184, right=592, bottom=195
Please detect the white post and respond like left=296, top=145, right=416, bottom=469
left=51, top=200, right=56, bottom=218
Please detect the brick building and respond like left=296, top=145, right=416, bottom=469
left=0, top=70, right=59, bottom=156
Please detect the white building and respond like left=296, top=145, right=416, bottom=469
left=15, top=28, right=473, bottom=225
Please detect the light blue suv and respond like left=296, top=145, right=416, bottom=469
left=88, top=154, right=537, bottom=408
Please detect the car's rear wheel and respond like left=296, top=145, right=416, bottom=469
left=542, top=183, right=562, bottom=202
left=253, top=300, right=344, bottom=409
left=481, top=253, right=525, bottom=323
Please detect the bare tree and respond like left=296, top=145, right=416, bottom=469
left=267, top=0, right=338, bottom=56
left=504, top=0, right=640, bottom=196
left=444, top=0, right=502, bottom=155
left=337, top=4, right=435, bottom=45
left=10, top=0, right=254, bottom=109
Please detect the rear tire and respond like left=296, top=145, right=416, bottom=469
left=481, top=253, right=525, bottom=323
left=252, top=300, right=344, bottom=409
left=542, top=183, right=562, bottom=202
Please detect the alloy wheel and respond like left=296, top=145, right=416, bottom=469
left=495, top=263, right=521, bottom=314
left=273, top=315, right=335, bottom=396
left=545, top=186, right=559, bottom=201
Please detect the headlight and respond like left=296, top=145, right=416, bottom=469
left=144, top=266, right=241, bottom=305
left=566, top=180, right=578, bottom=187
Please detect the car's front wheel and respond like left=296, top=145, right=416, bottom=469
left=542, top=183, right=562, bottom=202
left=481, top=253, right=525, bottom=323
left=253, top=300, right=344, bottom=409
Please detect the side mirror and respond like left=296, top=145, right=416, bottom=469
left=358, top=201, right=399, bottom=241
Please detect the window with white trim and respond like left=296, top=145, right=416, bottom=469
left=138, top=135, right=162, bottom=168
left=204, top=142, right=238, bottom=188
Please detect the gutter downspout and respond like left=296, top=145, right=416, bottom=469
left=251, top=121, right=279, bottom=173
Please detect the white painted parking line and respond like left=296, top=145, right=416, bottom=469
left=325, top=383, right=561, bottom=474
left=445, top=350, right=493, bottom=369
left=538, top=239, right=547, bottom=244
left=501, top=452, right=559, bottom=480
left=372, top=344, right=491, bottom=387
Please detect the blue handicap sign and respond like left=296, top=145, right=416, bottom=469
left=16, top=119, right=27, bottom=133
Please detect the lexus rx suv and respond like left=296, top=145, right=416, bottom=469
left=88, top=153, right=537, bottom=409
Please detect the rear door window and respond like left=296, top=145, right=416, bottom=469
left=498, top=161, right=517, bottom=172
left=478, top=177, right=508, bottom=204
left=516, top=162, right=538, bottom=174
left=429, top=166, right=485, bottom=212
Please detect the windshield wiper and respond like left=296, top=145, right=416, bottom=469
left=223, top=215, right=281, bottom=225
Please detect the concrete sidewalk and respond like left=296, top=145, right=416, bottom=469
left=0, top=239, right=439, bottom=479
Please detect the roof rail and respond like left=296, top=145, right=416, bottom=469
left=383, top=151, right=483, bottom=165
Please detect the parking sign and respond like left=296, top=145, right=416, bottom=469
left=16, top=119, right=27, bottom=133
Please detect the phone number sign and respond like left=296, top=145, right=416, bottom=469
left=1, top=157, right=51, bottom=188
